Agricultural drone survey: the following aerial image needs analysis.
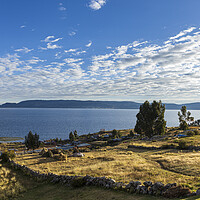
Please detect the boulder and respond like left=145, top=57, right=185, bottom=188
left=143, top=181, right=152, bottom=187
left=73, top=152, right=85, bottom=157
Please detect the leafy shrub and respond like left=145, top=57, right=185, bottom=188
left=194, top=130, right=199, bottom=135
left=178, top=140, right=188, bottom=150
left=71, top=177, right=86, bottom=188
left=186, top=131, right=195, bottom=137
left=0, top=150, right=16, bottom=162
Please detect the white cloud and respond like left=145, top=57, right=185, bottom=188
left=40, top=36, right=62, bottom=50
left=68, top=31, right=76, bottom=36
left=43, top=36, right=62, bottom=43
left=64, top=48, right=78, bottom=53
left=86, top=41, right=92, bottom=47
left=15, top=47, right=33, bottom=53
left=59, top=6, right=66, bottom=11
left=43, top=36, right=55, bottom=42
left=169, top=27, right=196, bottom=40
left=74, top=50, right=86, bottom=55
left=20, top=25, right=26, bottom=28
left=64, top=58, right=82, bottom=64
left=46, top=43, right=61, bottom=49
left=51, top=38, right=63, bottom=43
left=2, top=27, right=200, bottom=103
left=89, top=0, right=106, bottom=10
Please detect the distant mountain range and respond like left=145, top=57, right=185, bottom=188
left=1, top=100, right=200, bottom=110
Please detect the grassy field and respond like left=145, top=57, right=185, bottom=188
left=14, top=134, right=200, bottom=190
left=0, top=163, right=40, bottom=199
left=2, top=127, right=200, bottom=199
left=1, top=164, right=200, bottom=200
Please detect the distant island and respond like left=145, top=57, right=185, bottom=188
left=1, top=100, right=200, bottom=110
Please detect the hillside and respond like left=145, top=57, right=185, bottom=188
left=1, top=100, right=200, bottom=110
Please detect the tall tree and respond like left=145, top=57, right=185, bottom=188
left=178, top=106, right=194, bottom=130
left=69, top=131, right=75, bottom=142
left=134, top=100, right=166, bottom=138
left=73, top=130, right=78, bottom=139
left=25, top=131, right=40, bottom=151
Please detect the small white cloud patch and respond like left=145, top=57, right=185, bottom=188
left=86, top=41, right=92, bottom=47
left=15, top=47, right=33, bottom=53
left=89, top=0, right=106, bottom=10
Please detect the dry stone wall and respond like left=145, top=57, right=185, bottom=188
left=8, top=159, right=200, bottom=198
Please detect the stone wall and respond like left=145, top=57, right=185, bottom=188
left=8, top=159, right=200, bottom=198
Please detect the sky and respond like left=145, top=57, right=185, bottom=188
left=1, top=0, right=200, bottom=104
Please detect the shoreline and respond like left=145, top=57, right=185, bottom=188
left=0, top=137, right=24, bottom=142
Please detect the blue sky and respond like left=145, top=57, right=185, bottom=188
left=1, top=0, right=200, bottom=104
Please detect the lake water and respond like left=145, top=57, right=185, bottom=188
left=0, top=108, right=200, bottom=140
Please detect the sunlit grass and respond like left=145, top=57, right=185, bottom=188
left=15, top=139, right=200, bottom=190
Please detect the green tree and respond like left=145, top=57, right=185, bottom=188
left=25, top=131, right=40, bottom=151
left=112, top=129, right=118, bottom=138
left=130, top=130, right=134, bottom=137
left=178, top=106, right=194, bottom=130
left=74, top=130, right=78, bottom=139
left=69, top=131, right=75, bottom=142
left=134, top=100, right=166, bottom=138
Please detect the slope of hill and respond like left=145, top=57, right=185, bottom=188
left=0, top=100, right=200, bottom=110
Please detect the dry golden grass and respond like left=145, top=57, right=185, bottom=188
left=0, top=163, right=39, bottom=199
left=14, top=139, right=200, bottom=190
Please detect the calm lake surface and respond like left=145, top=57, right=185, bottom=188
left=0, top=108, right=200, bottom=140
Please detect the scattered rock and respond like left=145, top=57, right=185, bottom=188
left=73, top=152, right=84, bottom=157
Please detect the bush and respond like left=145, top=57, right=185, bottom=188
left=0, top=150, right=16, bottom=162
left=194, top=130, right=199, bottom=135
left=186, top=131, right=195, bottom=137
left=178, top=140, right=188, bottom=150
left=71, top=177, right=86, bottom=188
